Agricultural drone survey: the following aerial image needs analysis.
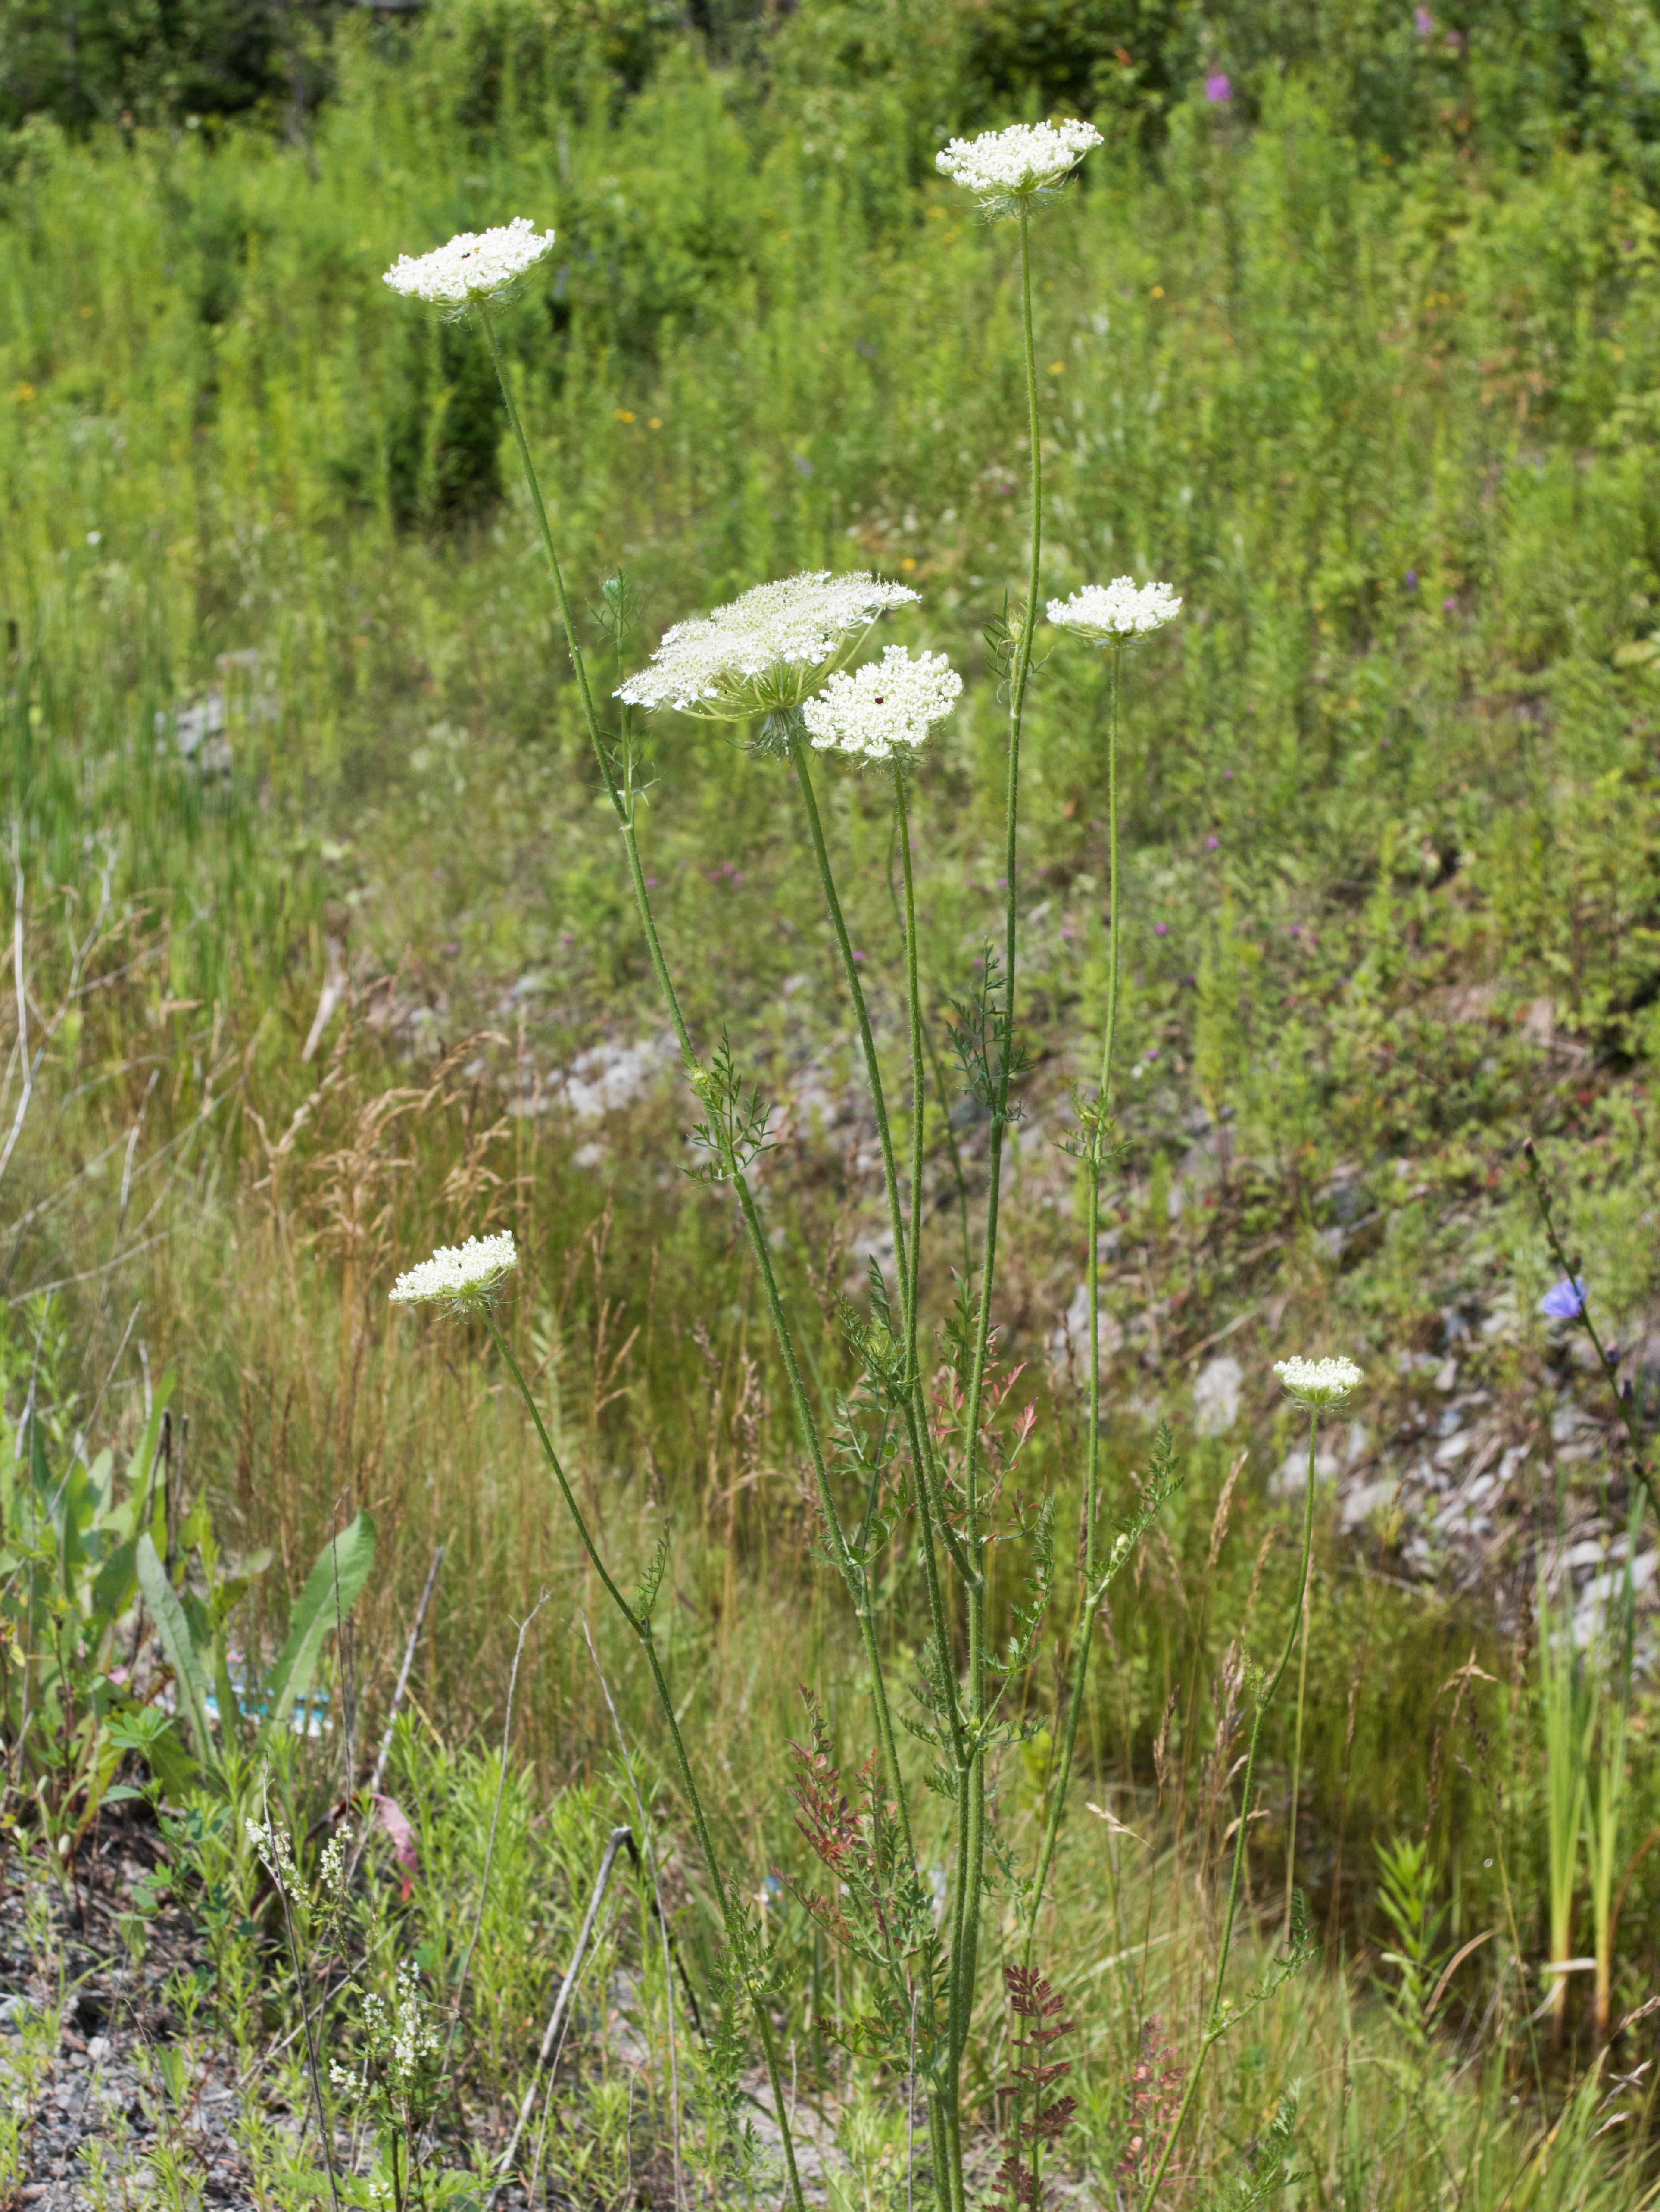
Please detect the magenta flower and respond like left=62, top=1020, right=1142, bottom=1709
left=1204, top=71, right=1232, bottom=103
left=1155, top=922, right=1169, bottom=937
left=1414, top=6, right=1434, bottom=32
left=1205, top=835, right=1220, bottom=850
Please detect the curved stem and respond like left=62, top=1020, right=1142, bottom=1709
left=1138, top=1407, right=1321, bottom=2212
left=1022, top=644, right=1122, bottom=1962
left=483, top=1306, right=809, bottom=2212
left=477, top=300, right=614, bottom=807
left=788, top=734, right=911, bottom=1323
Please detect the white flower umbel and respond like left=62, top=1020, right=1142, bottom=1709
left=616, top=571, right=920, bottom=724
left=936, top=119, right=1102, bottom=214
left=803, top=646, right=963, bottom=763
left=383, top=219, right=555, bottom=310
left=1273, top=1355, right=1364, bottom=1409
left=1048, top=578, right=1182, bottom=641
left=389, top=1231, right=518, bottom=1312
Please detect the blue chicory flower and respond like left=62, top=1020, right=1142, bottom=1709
left=1539, top=1276, right=1585, bottom=1321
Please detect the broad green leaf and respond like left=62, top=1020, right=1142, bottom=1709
left=90, top=1533, right=140, bottom=1629
left=137, top=1534, right=214, bottom=1763
left=258, top=1511, right=376, bottom=1750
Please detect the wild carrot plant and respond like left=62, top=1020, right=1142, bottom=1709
left=381, top=131, right=1360, bottom=2212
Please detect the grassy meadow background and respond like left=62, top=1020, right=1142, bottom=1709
left=9, top=0, right=1660, bottom=2201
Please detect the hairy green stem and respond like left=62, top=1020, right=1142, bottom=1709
left=1022, top=645, right=1122, bottom=1964
left=478, top=299, right=919, bottom=1890
left=482, top=1307, right=808, bottom=2212
left=951, top=195, right=1045, bottom=2072
left=477, top=301, right=612, bottom=801
left=1138, top=1406, right=1322, bottom=2212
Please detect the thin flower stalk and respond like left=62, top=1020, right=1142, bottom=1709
left=471, top=289, right=922, bottom=1924
left=951, top=195, right=1046, bottom=2075
left=1022, top=644, right=1123, bottom=1963
left=474, top=1306, right=811, bottom=2212
left=786, top=726, right=970, bottom=2166
left=467, top=297, right=945, bottom=2201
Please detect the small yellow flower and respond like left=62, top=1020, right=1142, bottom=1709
left=13, top=382, right=36, bottom=403
left=648, top=416, right=662, bottom=429
left=615, top=409, right=636, bottom=423
left=901, top=556, right=917, bottom=571
left=1048, top=360, right=1065, bottom=375
left=1151, top=284, right=1165, bottom=299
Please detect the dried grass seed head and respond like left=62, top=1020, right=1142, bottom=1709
left=383, top=219, right=555, bottom=309
left=803, top=645, right=962, bottom=763
left=615, top=570, right=920, bottom=720
left=1048, top=578, right=1182, bottom=641
left=389, top=1231, right=518, bottom=1312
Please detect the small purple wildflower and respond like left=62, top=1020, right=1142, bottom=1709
left=1445, top=27, right=1462, bottom=47
left=1205, top=835, right=1220, bottom=850
left=1539, top=1276, right=1585, bottom=1321
left=1414, top=6, right=1434, bottom=32
left=444, top=940, right=460, bottom=956
left=1146, top=1046, right=1160, bottom=1061
left=792, top=453, right=814, bottom=477
left=1289, top=925, right=1301, bottom=939
left=645, top=875, right=658, bottom=887
left=1405, top=569, right=1418, bottom=590
left=1155, top=922, right=1169, bottom=937
left=852, top=950, right=866, bottom=964
left=1204, top=72, right=1232, bottom=104
left=1223, top=767, right=1235, bottom=781
left=1442, top=595, right=1457, bottom=613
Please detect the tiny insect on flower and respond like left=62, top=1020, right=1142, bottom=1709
left=803, top=645, right=962, bottom=763
left=383, top=219, right=555, bottom=308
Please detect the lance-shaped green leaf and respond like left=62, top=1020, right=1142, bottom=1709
left=136, top=1533, right=213, bottom=1764
left=257, top=1512, right=376, bottom=1750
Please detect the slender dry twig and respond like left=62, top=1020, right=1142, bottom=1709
left=492, top=1823, right=634, bottom=2203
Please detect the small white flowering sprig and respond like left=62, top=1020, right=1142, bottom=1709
left=245, top=1815, right=298, bottom=1889
left=802, top=646, right=963, bottom=765
left=382, top=219, right=555, bottom=314
left=334, top=1963, right=445, bottom=2131
left=1273, top=1355, right=1364, bottom=1410
left=936, top=119, right=1102, bottom=217
left=1048, top=578, right=1182, bottom=643
left=389, top=1231, right=518, bottom=1315
left=616, top=571, right=919, bottom=746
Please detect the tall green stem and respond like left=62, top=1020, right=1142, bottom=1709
left=788, top=738, right=968, bottom=1764
left=477, top=303, right=918, bottom=1882
left=481, top=1309, right=808, bottom=2212
left=1022, top=645, right=1122, bottom=1963
left=1138, top=1407, right=1322, bottom=2212
left=951, top=194, right=1045, bottom=2075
